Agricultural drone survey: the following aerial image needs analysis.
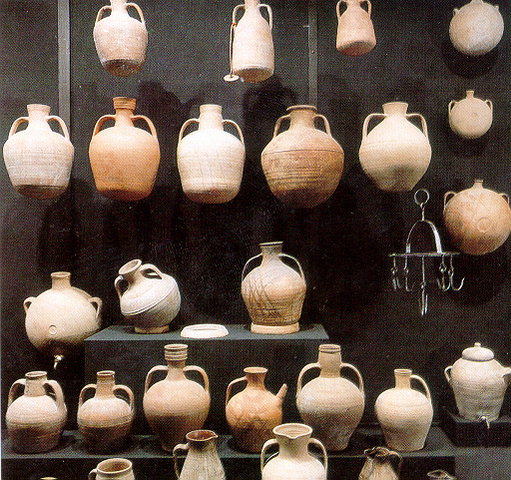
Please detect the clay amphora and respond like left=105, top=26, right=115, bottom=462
left=443, top=180, right=511, bottom=255
left=24, top=272, right=102, bottom=369
left=173, top=430, right=225, bottom=480
left=359, top=447, right=402, bottom=480
left=427, top=471, right=456, bottom=480
left=261, top=423, right=328, bottom=480
left=449, top=90, right=493, bottom=139
left=3, top=104, right=74, bottom=199
left=93, top=0, right=147, bottom=77
left=449, top=0, right=504, bottom=56
left=296, top=344, right=365, bottom=451
left=78, top=370, right=135, bottom=452
left=241, top=241, right=306, bottom=334
left=336, top=0, right=376, bottom=56
left=6, top=371, right=67, bottom=453
left=115, top=259, right=181, bottom=333
left=89, top=97, right=160, bottom=201
left=261, top=105, right=344, bottom=208
left=143, top=344, right=210, bottom=451
left=359, top=102, right=431, bottom=192
left=375, top=369, right=433, bottom=452
left=89, top=458, right=135, bottom=480
left=177, top=104, right=245, bottom=203
left=226, top=367, right=287, bottom=452
left=445, top=342, right=511, bottom=422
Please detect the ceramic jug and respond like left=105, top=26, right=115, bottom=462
left=93, top=0, right=148, bottom=77
left=296, top=344, right=365, bottom=451
left=115, top=259, right=181, bottom=333
left=359, top=102, right=431, bottom=192
left=449, top=90, right=493, bottom=139
left=143, top=344, right=210, bottom=451
left=336, top=0, right=376, bottom=56
left=173, top=430, right=225, bottom=480
left=427, top=471, right=455, bottom=480
left=449, top=0, right=504, bottom=56
left=241, top=241, right=306, bottom=334
left=445, top=342, right=511, bottom=421
left=89, top=97, right=160, bottom=201
left=359, top=447, right=402, bottom=480
left=89, top=458, right=135, bottom=480
left=226, top=367, right=287, bottom=452
left=261, top=423, right=328, bottom=480
left=443, top=180, right=511, bottom=255
left=261, top=105, right=344, bottom=208
left=78, top=370, right=134, bottom=452
left=24, top=272, right=102, bottom=369
left=3, top=104, right=74, bottom=199
left=6, top=371, right=67, bottom=453
left=177, top=104, right=245, bottom=203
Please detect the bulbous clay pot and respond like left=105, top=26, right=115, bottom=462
left=449, top=90, right=493, bottom=139
left=359, top=447, right=402, bottom=480
left=336, top=0, right=376, bottom=56
left=89, top=458, right=135, bottom=480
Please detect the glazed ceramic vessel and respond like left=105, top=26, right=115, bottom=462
left=359, top=447, right=402, bottom=480
left=336, top=0, right=376, bottom=56
left=449, top=90, right=493, bottom=139
left=89, top=458, right=135, bottom=480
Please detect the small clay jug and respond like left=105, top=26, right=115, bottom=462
left=6, top=371, right=67, bottom=453
left=359, top=447, right=402, bottom=480
left=448, top=90, right=493, bottom=139
left=226, top=367, right=287, bottom=452
left=78, top=370, right=135, bottom=452
left=427, top=471, right=456, bottom=480
left=3, top=104, right=74, bottom=199
left=89, top=458, right=135, bottom=480
left=336, top=0, right=376, bottom=56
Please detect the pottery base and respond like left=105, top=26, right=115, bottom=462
left=134, top=325, right=169, bottom=334
left=234, top=66, right=273, bottom=83
left=15, top=184, right=66, bottom=200
left=103, top=59, right=142, bottom=78
left=97, top=187, right=151, bottom=202
left=250, top=323, right=299, bottom=334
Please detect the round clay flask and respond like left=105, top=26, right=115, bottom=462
left=448, top=91, right=493, bottom=139
left=3, top=104, right=74, bottom=199
left=89, top=458, right=135, bottom=480
left=336, top=0, right=376, bottom=56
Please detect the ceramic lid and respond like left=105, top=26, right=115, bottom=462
left=461, top=342, right=494, bottom=361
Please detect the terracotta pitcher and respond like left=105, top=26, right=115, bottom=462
left=427, top=471, right=456, bottom=480
left=336, top=0, right=376, bottom=56
left=449, top=90, right=493, bottom=139
left=359, top=447, right=402, bottom=480
left=89, top=97, right=160, bottom=201
left=89, top=458, right=135, bottom=480
left=261, top=105, right=344, bottom=208
left=3, top=104, right=74, bottom=199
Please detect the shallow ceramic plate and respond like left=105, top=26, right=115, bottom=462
left=180, top=324, right=229, bottom=339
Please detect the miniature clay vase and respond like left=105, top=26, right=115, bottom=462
left=24, top=272, right=102, bottom=369
left=6, top=371, right=67, bottom=453
left=261, top=105, right=344, bottom=208
left=177, top=104, right=245, bottom=203
left=226, top=367, right=287, bottom=452
left=448, top=90, right=493, bottom=139
left=375, top=369, right=433, bottom=452
left=443, top=180, right=511, bottom=255
left=449, top=0, right=504, bottom=56
left=77, top=370, right=135, bottom=452
left=143, top=344, right=210, bottom=452
left=359, top=447, right=402, bottom=480
left=115, top=259, right=181, bottom=333
left=261, top=423, right=328, bottom=480
left=89, top=458, right=135, bottom=480
left=89, top=97, right=160, bottom=201
left=296, top=344, right=365, bottom=451
left=3, top=104, right=74, bottom=199
left=444, top=342, right=511, bottom=421
left=427, top=471, right=456, bottom=480
left=93, top=0, right=147, bottom=77
left=359, top=102, right=431, bottom=192
left=336, top=0, right=376, bottom=56
left=241, top=241, right=306, bottom=334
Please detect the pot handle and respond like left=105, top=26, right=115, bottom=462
left=89, top=297, right=103, bottom=321
left=362, top=0, right=372, bottom=15
left=448, top=100, right=456, bottom=113
left=443, top=191, right=456, bottom=209
left=452, top=7, right=459, bottom=16
left=184, top=365, right=210, bottom=393
left=78, top=383, right=97, bottom=407
left=7, top=379, right=26, bottom=407
left=260, top=438, right=279, bottom=474
left=45, top=379, right=66, bottom=412
left=144, top=365, right=168, bottom=393
left=314, top=114, right=332, bottom=136
left=241, top=253, right=263, bottom=281
left=92, top=114, right=116, bottom=136
left=308, top=438, right=328, bottom=474
left=225, top=375, right=247, bottom=407
left=411, top=374, right=431, bottom=401
left=336, top=1, right=344, bottom=19
left=114, top=384, right=135, bottom=412
left=279, top=253, right=305, bottom=279
left=272, top=114, right=291, bottom=138
left=95, top=5, right=111, bottom=23
left=388, top=450, right=403, bottom=474
left=485, top=99, right=493, bottom=114
left=23, top=296, right=36, bottom=314
left=296, top=362, right=320, bottom=397
left=362, top=113, right=386, bottom=140
left=178, top=118, right=199, bottom=142
left=259, top=4, right=273, bottom=29
left=223, top=119, right=245, bottom=145
left=114, top=275, right=126, bottom=300
left=126, top=2, right=146, bottom=24
left=88, top=469, right=98, bottom=480
left=406, top=112, right=429, bottom=139
left=501, top=193, right=509, bottom=204
left=444, top=365, right=452, bottom=384
left=232, top=4, right=244, bottom=24
left=140, top=263, right=165, bottom=279
left=8, top=117, right=29, bottom=138
left=341, top=362, right=365, bottom=394
left=132, top=115, right=158, bottom=139
left=47, top=115, right=71, bottom=140
left=173, top=442, right=190, bottom=479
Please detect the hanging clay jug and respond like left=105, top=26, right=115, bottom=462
left=3, top=104, right=74, bottom=199
left=24, top=272, right=102, bottom=369
left=359, top=102, right=431, bottom=192
left=296, top=344, right=365, bottom=451
left=359, top=447, right=402, bottom=480
left=78, top=370, right=135, bottom=452
left=226, top=367, right=287, bottom=452
left=89, top=97, right=160, bottom=201
left=375, top=369, right=433, bottom=452
left=6, top=371, right=67, bottom=453
left=115, top=259, right=181, bottom=333
left=261, top=423, right=328, bottom=480
left=449, top=0, right=504, bottom=56
left=449, top=90, right=493, bottom=139
left=427, top=471, right=456, bottom=480
left=241, top=241, right=306, bottom=334
left=336, top=0, right=376, bottom=56
left=93, top=0, right=148, bottom=77
left=143, top=344, right=210, bottom=452
left=443, top=180, right=511, bottom=255
left=177, top=104, right=245, bottom=203
left=444, top=342, right=511, bottom=421
left=89, top=458, right=135, bottom=480
left=261, top=105, right=344, bottom=208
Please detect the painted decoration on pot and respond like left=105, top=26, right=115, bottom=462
left=89, top=458, right=135, bottom=480
left=336, top=0, right=376, bottom=56
left=449, top=90, right=493, bottom=139
left=359, top=447, right=402, bottom=480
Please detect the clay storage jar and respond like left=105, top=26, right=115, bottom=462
left=89, top=97, right=160, bottom=201
left=3, top=104, right=74, bottom=199
left=359, top=447, right=402, bottom=480
left=6, top=371, right=67, bottom=453
left=336, top=0, right=376, bottom=56
left=143, top=344, right=210, bottom=452
left=261, top=105, right=344, bottom=208
left=448, top=90, right=493, bottom=139
left=177, top=104, right=245, bottom=203
left=93, top=0, right=148, bottom=77
left=89, top=458, right=135, bottom=480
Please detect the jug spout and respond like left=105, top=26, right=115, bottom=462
left=276, top=383, right=288, bottom=402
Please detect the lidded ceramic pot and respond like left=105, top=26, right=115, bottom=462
left=448, top=90, right=493, bottom=139
left=89, top=458, right=135, bottom=480
left=359, top=447, right=402, bottom=480
left=445, top=342, right=511, bottom=421
left=3, top=104, right=74, bottom=199
left=336, top=0, right=376, bottom=56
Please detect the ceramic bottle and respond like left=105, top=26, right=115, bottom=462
left=336, top=0, right=376, bottom=56
left=448, top=90, right=493, bottom=139
left=359, top=447, right=402, bottom=480
left=89, top=458, right=135, bottom=480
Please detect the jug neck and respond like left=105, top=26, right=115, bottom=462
left=198, top=105, right=223, bottom=131
left=113, top=97, right=136, bottom=127
left=274, top=424, right=312, bottom=460
left=472, top=179, right=484, bottom=189
left=110, top=0, right=127, bottom=10
left=165, top=344, right=188, bottom=379
left=186, top=430, right=219, bottom=453
left=119, top=259, right=143, bottom=285
left=394, top=369, right=412, bottom=389
left=382, top=102, right=408, bottom=116
left=259, top=241, right=283, bottom=266
left=465, top=90, right=475, bottom=99
left=51, top=272, right=72, bottom=291
left=95, top=370, right=116, bottom=398
left=24, top=371, right=48, bottom=397
left=288, top=105, right=317, bottom=129
left=318, top=344, right=342, bottom=378
left=244, top=0, right=260, bottom=8
left=244, top=367, right=268, bottom=390
left=26, top=104, right=52, bottom=129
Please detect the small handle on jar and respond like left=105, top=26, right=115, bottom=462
left=314, top=114, right=332, bottom=136
left=95, top=5, right=111, bottom=23
left=8, top=117, right=29, bottom=137
left=184, top=365, right=210, bottom=393
left=8, top=379, right=26, bottom=407
left=140, top=263, right=165, bottom=279
left=411, top=374, right=431, bottom=401
left=444, top=365, right=452, bottom=384
left=225, top=376, right=247, bottom=407
left=47, top=115, right=71, bottom=140
left=88, top=469, right=98, bottom=480
left=260, top=438, right=279, bottom=474
left=89, top=297, right=102, bottom=321
left=132, top=115, right=158, bottom=139
left=232, top=4, right=244, bottom=24
left=173, top=442, right=190, bottom=479
left=178, top=118, right=199, bottom=143
left=78, top=384, right=97, bottom=407
left=45, top=379, right=66, bottom=412
left=452, top=7, right=459, bottom=16
left=92, top=114, right=116, bottom=136
left=443, top=191, right=456, bottom=209
left=241, top=253, right=263, bottom=281
left=259, top=4, right=273, bottom=29
left=273, top=114, right=291, bottom=138
left=114, top=384, right=135, bottom=412
left=308, top=438, right=328, bottom=474
left=485, top=99, right=493, bottom=114
left=500, top=193, right=509, bottom=204
left=23, top=296, right=36, bottom=314
left=362, top=0, right=372, bottom=16
left=341, top=362, right=365, bottom=394
left=406, top=112, right=429, bottom=139
left=448, top=100, right=456, bottom=113
left=114, top=275, right=126, bottom=300
left=296, top=362, right=320, bottom=397
left=279, top=253, right=305, bottom=279
left=223, top=119, right=245, bottom=145
left=336, top=0, right=345, bottom=18
left=144, top=365, right=168, bottom=393
left=362, top=113, right=386, bottom=140
left=126, top=2, right=146, bottom=24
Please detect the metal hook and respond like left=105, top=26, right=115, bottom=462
left=391, top=257, right=401, bottom=290
left=403, top=259, right=414, bottom=292
left=414, top=189, right=430, bottom=221
left=437, top=255, right=449, bottom=291
left=448, top=255, right=464, bottom=291
left=419, top=257, right=428, bottom=316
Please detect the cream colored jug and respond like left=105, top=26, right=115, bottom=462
left=336, top=0, right=376, bottom=56
left=359, top=447, right=402, bottom=480
left=448, top=90, right=493, bottom=139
